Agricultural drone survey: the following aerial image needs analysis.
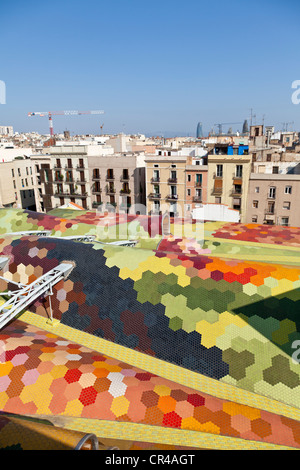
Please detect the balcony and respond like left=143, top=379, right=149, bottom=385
left=230, top=188, right=243, bottom=197
left=148, top=193, right=161, bottom=200
left=168, top=178, right=177, bottom=184
left=213, top=172, right=223, bottom=179
left=211, top=187, right=223, bottom=195
left=76, top=178, right=86, bottom=184
left=92, top=188, right=102, bottom=195
left=193, top=196, right=202, bottom=203
left=65, top=164, right=73, bottom=170
left=92, top=201, right=103, bottom=208
left=106, top=175, right=115, bottom=182
left=54, top=191, right=87, bottom=198
left=120, top=188, right=131, bottom=195
left=166, top=194, right=178, bottom=201
left=195, top=181, right=202, bottom=187
left=92, top=175, right=101, bottom=181
left=76, top=165, right=85, bottom=171
left=53, top=176, right=64, bottom=183
left=106, top=186, right=116, bottom=195
left=151, top=177, right=160, bottom=183
left=120, top=175, right=130, bottom=182
left=65, top=178, right=75, bottom=184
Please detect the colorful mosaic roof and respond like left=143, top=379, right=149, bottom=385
left=0, top=208, right=300, bottom=450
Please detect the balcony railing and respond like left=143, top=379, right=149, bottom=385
left=54, top=191, right=88, bottom=198
left=106, top=187, right=116, bottom=195
left=120, top=188, right=131, bottom=195
left=166, top=194, right=178, bottom=201
left=168, top=178, right=177, bottom=184
left=106, top=175, right=115, bottom=181
left=92, top=188, right=102, bottom=195
left=92, top=201, right=103, bottom=208
left=76, top=178, right=86, bottom=184
left=148, top=193, right=161, bottom=200
left=120, top=175, right=130, bottom=182
left=193, top=196, right=202, bottom=203
left=211, top=187, right=222, bottom=195
left=230, top=188, right=242, bottom=196
left=151, top=177, right=160, bottom=183
left=195, top=181, right=202, bottom=187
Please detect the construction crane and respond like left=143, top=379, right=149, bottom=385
left=214, top=122, right=242, bottom=135
left=28, top=110, right=104, bottom=136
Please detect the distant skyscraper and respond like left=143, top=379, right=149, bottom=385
left=242, top=120, right=249, bottom=134
left=196, top=122, right=203, bottom=139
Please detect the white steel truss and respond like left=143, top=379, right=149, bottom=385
left=4, top=231, right=52, bottom=237
left=0, top=263, right=73, bottom=330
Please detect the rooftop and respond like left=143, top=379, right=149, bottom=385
left=0, top=208, right=299, bottom=450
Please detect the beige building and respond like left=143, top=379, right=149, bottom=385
left=145, top=148, right=208, bottom=216
left=0, top=158, right=42, bottom=211
left=207, top=143, right=251, bottom=223
left=34, top=145, right=146, bottom=213
left=246, top=173, right=300, bottom=227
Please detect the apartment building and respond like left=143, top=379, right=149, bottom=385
left=246, top=174, right=300, bottom=227
left=33, top=145, right=146, bottom=213
left=145, top=147, right=207, bottom=216
left=207, top=142, right=251, bottom=223
left=0, top=158, right=42, bottom=211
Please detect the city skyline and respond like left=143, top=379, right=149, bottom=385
left=0, top=0, right=300, bottom=136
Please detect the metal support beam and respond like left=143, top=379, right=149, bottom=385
left=0, top=263, right=73, bottom=330
left=3, top=231, right=52, bottom=237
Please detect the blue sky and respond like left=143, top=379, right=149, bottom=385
left=0, top=0, right=300, bottom=137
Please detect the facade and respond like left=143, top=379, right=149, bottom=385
left=246, top=173, right=300, bottom=227
left=33, top=145, right=146, bottom=213
left=145, top=147, right=208, bottom=216
left=206, top=143, right=251, bottom=223
left=0, top=158, right=41, bottom=211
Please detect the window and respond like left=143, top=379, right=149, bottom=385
left=187, top=189, right=191, bottom=196
left=21, top=179, right=24, bottom=188
left=267, top=154, right=272, bottom=162
left=253, top=200, right=259, bottom=208
left=285, top=186, right=292, bottom=194
left=153, top=170, right=160, bottom=182
left=187, top=174, right=191, bottom=182
left=216, top=165, right=223, bottom=177
left=26, top=167, right=29, bottom=175
left=25, top=179, right=28, bottom=186
left=196, top=174, right=202, bottom=185
left=255, top=187, right=260, bottom=193
left=171, top=164, right=176, bottom=168
left=195, top=160, right=200, bottom=166
left=215, top=197, right=221, bottom=204
left=252, top=216, right=258, bottom=223
left=233, top=198, right=241, bottom=210
left=267, top=201, right=275, bottom=214
left=30, top=167, right=32, bottom=175
left=13, top=180, right=16, bottom=189
left=281, top=217, right=289, bottom=226
left=268, top=187, right=276, bottom=199
left=272, top=166, right=279, bottom=174
left=236, top=165, right=243, bottom=178
left=11, top=169, right=14, bottom=178
left=283, top=201, right=291, bottom=210
left=18, top=168, right=21, bottom=177
left=154, top=164, right=159, bottom=168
